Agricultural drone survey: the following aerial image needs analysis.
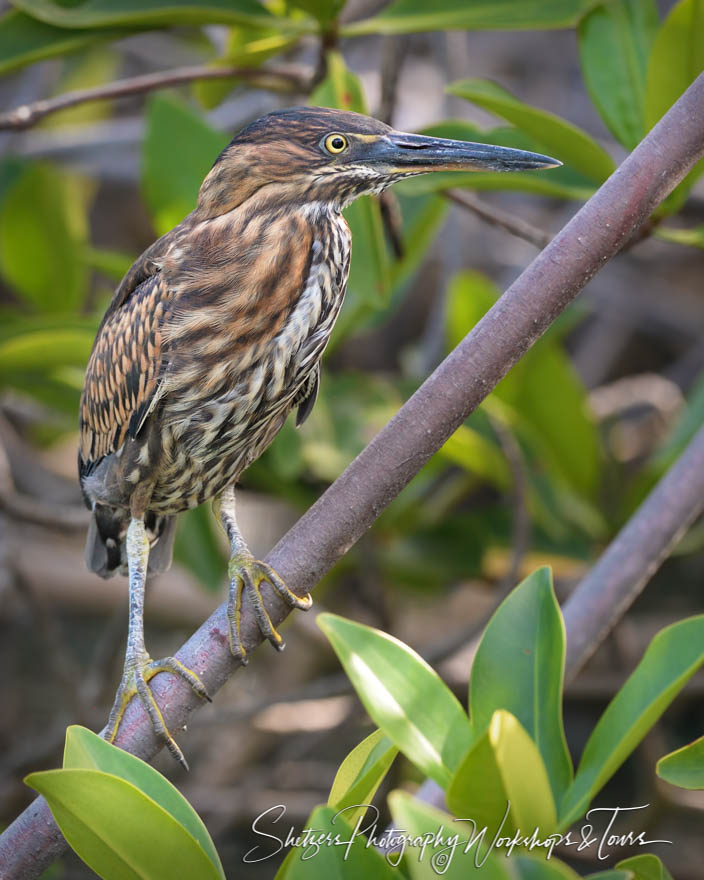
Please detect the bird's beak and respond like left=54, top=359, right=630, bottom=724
left=368, top=131, right=561, bottom=174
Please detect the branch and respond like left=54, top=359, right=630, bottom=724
left=0, top=63, right=313, bottom=132
left=562, top=423, right=704, bottom=679
left=2, top=72, right=704, bottom=880
left=444, top=188, right=552, bottom=249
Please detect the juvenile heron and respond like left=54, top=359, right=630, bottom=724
left=79, top=106, right=560, bottom=766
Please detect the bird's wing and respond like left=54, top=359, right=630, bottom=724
left=79, top=272, right=172, bottom=477
left=295, top=363, right=320, bottom=427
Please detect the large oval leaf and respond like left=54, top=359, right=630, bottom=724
left=344, top=0, right=599, bottom=36
left=560, top=616, right=704, bottom=827
left=470, top=568, right=572, bottom=804
left=25, top=768, right=224, bottom=880
left=328, top=728, right=398, bottom=829
left=318, top=613, right=472, bottom=789
left=62, top=726, right=223, bottom=875
left=656, top=735, right=704, bottom=790
left=447, top=710, right=557, bottom=838
left=578, top=0, right=659, bottom=149
left=447, top=79, right=615, bottom=184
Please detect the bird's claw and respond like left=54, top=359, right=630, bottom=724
left=227, top=555, right=312, bottom=663
left=105, top=653, right=210, bottom=771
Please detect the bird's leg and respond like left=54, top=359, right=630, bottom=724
left=216, top=485, right=312, bottom=664
left=104, top=516, right=210, bottom=770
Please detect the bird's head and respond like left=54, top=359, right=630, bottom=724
left=197, top=106, right=560, bottom=216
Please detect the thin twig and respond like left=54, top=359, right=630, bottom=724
left=0, top=63, right=313, bottom=132
left=445, top=188, right=553, bottom=249
left=2, top=72, right=704, bottom=880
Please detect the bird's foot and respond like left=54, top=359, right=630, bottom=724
left=105, top=652, right=210, bottom=770
left=227, top=553, right=312, bottom=663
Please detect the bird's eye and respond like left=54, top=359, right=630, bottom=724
left=323, top=133, right=349, bottom=154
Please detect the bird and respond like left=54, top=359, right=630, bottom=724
left=78, top=105, right=560, bottom=767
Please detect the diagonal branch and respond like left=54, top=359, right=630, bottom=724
left=2, top=73, right=704, bottom=880
left=444, top=188, right=553, bottom=249
left=0, top=63, right=313, bottom=132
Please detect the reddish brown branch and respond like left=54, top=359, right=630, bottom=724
left=2, top=73, right=704, bottom=880
left=0, top=63, right=313, bottom=131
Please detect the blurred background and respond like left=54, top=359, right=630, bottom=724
left=0, top=0, right=703, bottom=876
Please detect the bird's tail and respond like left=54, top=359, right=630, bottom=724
left=85, top=504, right=178, bottom=579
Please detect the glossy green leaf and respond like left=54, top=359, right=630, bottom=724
left=25, top=768, right=224, bottom=880
left=447, top=710, right=557, bottom=837
left=318, top=613, right=472, bottom=788
left=560, top=616, right=704, bottom=827
left=616, top=854, right=673, bottom=880
left=12, top=0, right=306, bottom=32
left=274, top=804, right=395, bottom=879
left=345, top=0, right=599, bottom=36
left=584, top=873, right=632, bottom=880
left=62, top=726, right=224, bottom=876
left=447, top=79, right=615, bottom=184
left=0, top=162, right=91, bottom=312
left=143, top=94, right=227, bottom=235
left=656, top=735, right=704, bottom=790
left=328, top=729, right=398, bottom=829
left=578, top=0, right=659, bottom=149
left=645, top=0, right=704, bottom=203
left=387, top=790, right=512, bottom=878
left=0, top=9, right=120, bottom=75
left=645, top=0, right=704, bottom=128
left=289, top=0, right=345, bottom=26
left=311, top=52, right=391, bottom=315
left=469, top=568, right=572, bottom=802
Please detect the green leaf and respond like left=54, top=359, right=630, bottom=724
left=439, top=425, right=511, bottom=491
left=469, top=568, right=572, bottom=802
left=447, top=79, right=615, bottom=184
left=344, top=0, right=599, bottom=36
left=0, top=328, right=94, bottom=373
left=142, top=94, right=227, bottom=235
left=656, top=734, right=704, bottom=790
left=0, top=162, right=92, bottom=312
left=444, top=271, right=601, bottom=501
left=387, top=790, right=512, bottom=878
left=317, top=613, right=472, bottom=789
left=447, top=710, right=557, bottom=837
left=616, top=854, right=673, bottom=880
left=578, top=0, right=659, bottom=149
left=645, top=0, right=704, bottom=128
left=560, top=615, right=704, bottom=827
left=288, top=0, right=345, bottom=27
left=645, top=0, right=704, bottom=204
left=328, top=729, right=398, bottom=829
left=274, top=804, right=395, bottom=879
left=0, top=9, right=121, bottom=75
left=12, top=0, right=306, bottom=32
left=61, top=726, right=224, bottom=876
left=26, top=760, right=224, bottom=880
left=311, top=51, right=391, bottom=318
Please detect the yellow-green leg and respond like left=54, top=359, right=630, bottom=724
left=104, top=517, right=210, bottom=770
left=216, top=485, right=312, bottom=663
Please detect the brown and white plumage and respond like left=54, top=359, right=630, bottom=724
left=78, top=106, right=560, bottom=765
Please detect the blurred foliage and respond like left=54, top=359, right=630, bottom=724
left=0, top=0, right=703, bottom=596
left=3, top=0, right=704, bottom=877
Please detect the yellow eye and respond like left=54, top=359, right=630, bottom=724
left=323, top=133, right=349, bottom=154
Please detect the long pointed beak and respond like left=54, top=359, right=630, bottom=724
left=369, top=131, right=561, bottom=174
